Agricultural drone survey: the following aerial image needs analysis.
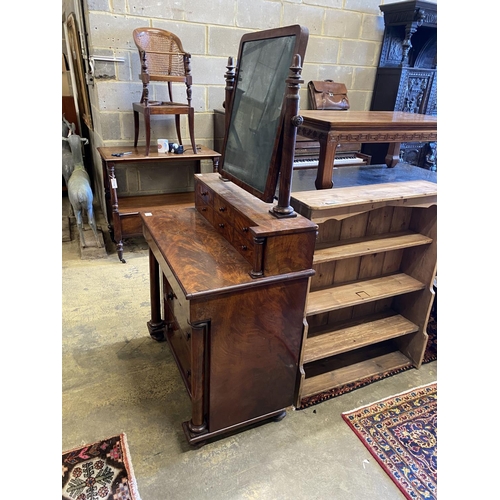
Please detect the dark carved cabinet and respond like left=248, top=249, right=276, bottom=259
left=364, top=1, right=437, bottom=170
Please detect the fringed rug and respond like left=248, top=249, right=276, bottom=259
left=298, top=314, right=437, bottom=409
left=342, top=382, right=437, bottom=500
left=62, top=433, right=141, bottom=500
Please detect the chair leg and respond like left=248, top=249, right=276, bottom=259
left=133, top=111, right=140, bottom=147
left=144, top=109, right=151, bottom=156
left=175, top=115, right=182, bottom=146
left=188, top=108, right=197, bottom=154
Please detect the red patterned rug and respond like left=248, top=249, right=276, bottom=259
left=342, top=382, right=437, bottom=500
left=298, top=314, right=437, bottom=409
left=62, top=433, right=141, bottom=500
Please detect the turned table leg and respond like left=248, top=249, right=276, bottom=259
left=107, top=162, right=126, bottom=263
left=147, top=249, right=166, bottom=341
left=385, top=142, right=401, bottom=168
left=315, top=133, right=337, bottom=190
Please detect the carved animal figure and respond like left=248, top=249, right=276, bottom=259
left=62, top=115, right=76, bottom=186
left=63, top=133, right=102, bottom=248
left=62, top=116, right=78, bottom=217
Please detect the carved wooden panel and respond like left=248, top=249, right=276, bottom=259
left=395, top=69, right=436, bottom=115
left=366, top=0, right=437, bottom=169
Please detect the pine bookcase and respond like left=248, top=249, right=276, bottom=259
left=290, top=180, right=437, bottom=407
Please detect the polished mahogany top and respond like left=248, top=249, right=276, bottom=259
left=298, top=111, right=437, bottom=133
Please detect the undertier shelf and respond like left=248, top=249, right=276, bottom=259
left=300, top=342, right=413, bottom=399
left=116, top=191, right=195, bottom=216
left=306, top=273, right=425, bottom=316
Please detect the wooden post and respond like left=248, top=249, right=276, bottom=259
left=223, top=56, right=236, bottom=133
left=271, top=54, right=303, bottom=218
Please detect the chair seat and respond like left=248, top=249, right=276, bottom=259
left=133, top=102, right=192, bottom=115
left=137, top=101, right=189, bottom=107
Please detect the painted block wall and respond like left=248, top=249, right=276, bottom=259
left=62, top=0, right=436, bottom=220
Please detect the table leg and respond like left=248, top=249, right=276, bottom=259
left=315, top=133, right=337, bottom=190
left=147, top=249, right=166, bottom=341
left=212, top=157, right=219, bottom=173
left=385, top=142, right=401, bottom=167
left=108, top=163, right=125, bottom=262
left=101, top=157, right=112, bottom=235
left=133, top=111, right=139, bottom=147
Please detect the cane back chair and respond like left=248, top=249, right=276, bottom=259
left=132, top=27, right=197, bottom=155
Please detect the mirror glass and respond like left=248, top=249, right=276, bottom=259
left=220, top=26, right=308, bottom=202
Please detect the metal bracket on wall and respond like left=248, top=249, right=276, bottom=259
left=85, top=55, right=125, bottom=87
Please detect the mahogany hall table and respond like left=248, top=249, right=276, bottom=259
left=98, top=146, right=221, bottom=262
left=297, top=111, right=437, bottom=190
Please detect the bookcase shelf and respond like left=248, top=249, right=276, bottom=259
left=313, top=231, right=432, bottom=264
left=301, top=349, right=412, bottom=399
left=303, top=312, right=419, bottom=363
left=306, top=273, right=426, bottom=315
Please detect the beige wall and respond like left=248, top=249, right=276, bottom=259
left=84, top=0, right=388, bottom=148
left=62, top=0, right=436, bottom=217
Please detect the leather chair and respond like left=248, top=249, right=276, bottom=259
left=132, top=27, right=197, bottom=155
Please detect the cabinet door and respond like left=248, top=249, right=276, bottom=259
left=196, top=279, right=310, bottom=432
left=163, top=276, right=192, bottom=393
left=395, top=69, right=436, bottom=114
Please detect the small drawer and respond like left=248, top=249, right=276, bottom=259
left=213, top=194, right=235, bottom=224
left=196, top=204, right=213, bottom=225
left=164, top=284, right=190, bottom=336
left=165, top=320, right=192, bottom=387
left=166, top=317, right=191, bottom=350
left=195, top=181, right=213, bottom=206
left=233, top=211, right=254, bottom=235
left=233, top=230, right=254, bottom=264
left=213, top=211, right=234, bottom=241
left=163, top=277, right=192, bottom=392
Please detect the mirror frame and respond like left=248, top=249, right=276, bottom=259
left=219, top=25, right=309, bottom=203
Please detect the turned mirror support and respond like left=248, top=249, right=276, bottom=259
left=223, top=56, right=236, bottom=133
left=271, top=54, right=303, bottom=219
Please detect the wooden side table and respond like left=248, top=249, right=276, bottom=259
left=297, top=111, right=437, bottom=189
left=98, top=146, right=221, bottom=262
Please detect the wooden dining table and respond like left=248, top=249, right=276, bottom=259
left=296, top=111, right=437, bottom=189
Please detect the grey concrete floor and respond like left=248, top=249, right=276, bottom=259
left=62, top=197, right=437, bottom=500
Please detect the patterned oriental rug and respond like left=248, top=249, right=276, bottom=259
left=342, top=382, right=437, bottom=500
left=298, top=314, right=437, bottom=409
left=62, top=433, right=141, bottom=500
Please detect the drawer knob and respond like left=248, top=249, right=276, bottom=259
left=166, top=291, right=174, bottom=300
left=241, top=245, right=248, bottom=251
left=201, top=207, right=207, bottom=212
left=242, top=227, right=249, bottom=232
left=218, top=223, right=225, bottom=228
left=201, top=191, right=208, bottom=196
left=219, top=207, right=226, bottom=212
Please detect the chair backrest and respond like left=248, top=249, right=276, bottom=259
left=133, top=27, right=190, bottom=82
